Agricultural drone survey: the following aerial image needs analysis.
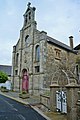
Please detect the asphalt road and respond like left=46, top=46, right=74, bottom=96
left=0, top=94, right=47, bottom=120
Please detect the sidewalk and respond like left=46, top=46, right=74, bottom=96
left=0, top=91, right=67, bottom=120
left=0, top=91, right=40, bottom=105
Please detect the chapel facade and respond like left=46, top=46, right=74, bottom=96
left=12, top=3, right=80, bottom=94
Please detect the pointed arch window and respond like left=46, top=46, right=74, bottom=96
left=29, top=12, right=31, bottom=20
left=16, top=53, right=19, bottom=67
left=25, top=35, right=29, bottom=47
left=25, top=15, right=27, bottom=23
left=35, top=45, right=40, bottom=62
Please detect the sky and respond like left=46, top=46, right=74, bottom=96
left=0, top=0, right=80, bottom=65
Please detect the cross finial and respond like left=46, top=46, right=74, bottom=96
left=27, top=2, right=31, bottom=7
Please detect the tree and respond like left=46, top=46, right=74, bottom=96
left=0, top=71, right=8, bottom=83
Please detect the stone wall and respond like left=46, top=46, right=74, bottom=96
left=40, top=94, right=50, bottom=110
left=50, top=82, right=80, bottom=120
left=12, top=3, right=78, bottom=94
left=46, top=43, right=77, bottom=86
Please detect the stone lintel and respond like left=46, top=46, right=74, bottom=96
left=50, top=84, right=60, bottom=88
left=65, top=83, right=80, bottom=88
left=50, top=84, right=67, bottom=88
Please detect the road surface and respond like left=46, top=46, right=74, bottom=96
left=0, top=94, right=47, bottom=120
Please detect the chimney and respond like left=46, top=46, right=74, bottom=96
left=69, top=36, right=74, bottom=49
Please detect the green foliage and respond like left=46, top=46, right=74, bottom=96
left=20, top=90, right=27, bottom=94
left=0, top=71, right=8, bottom=83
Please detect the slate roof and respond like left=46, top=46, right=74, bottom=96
left=0, top=65, right=12, bottom=76
left=74, top=44, right=80, bottom=50
left=47, top=36, right=77, bottom=53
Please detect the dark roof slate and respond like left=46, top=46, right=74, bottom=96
left=74, top=44, right=80, bottom=50
left=0, top=65, right=12, bottom=76
left=47, top=36, right=77, bottom=53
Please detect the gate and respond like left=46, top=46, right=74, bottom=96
left=56, top=91, right=67, bottom=113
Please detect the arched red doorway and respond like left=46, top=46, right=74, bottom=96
left=22, top=68, right=29, bottom=93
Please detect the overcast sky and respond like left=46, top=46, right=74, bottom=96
left=0, top=0, right=80, bottom=65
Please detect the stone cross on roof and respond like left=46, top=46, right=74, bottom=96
left=27, top=2, right=31, bottom=7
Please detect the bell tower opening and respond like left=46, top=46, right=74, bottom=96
left=23, top=2, right=36, bottom=27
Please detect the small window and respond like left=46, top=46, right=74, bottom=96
left=24, top=52, right=27, bottom=63
left=76, top=64, right=79, bottom=75
left=35, top=45, right=40, bottom=62
left=35, top=66, right=40, bottom=73
left=16, top=53, right=19, bottom=66
left=15, top=70, right=18, bottom=75
left=56, top=51, right=60, bottom=57
left=25, top=35, right=29, bottom=47
left=54, top=48, right=61, bottom=60
left=29, top=12, right=31, bottom=20
left=25, top=15, right=27, bottom=23
left=25, top=35, right=29, bottom=42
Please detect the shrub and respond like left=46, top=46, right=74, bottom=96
left=1, top=86, right=6, bottom=89
left=0, top=71, right=8, bottom=83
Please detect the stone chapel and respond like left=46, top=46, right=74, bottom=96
left=12, top=3, right=80, bottom=94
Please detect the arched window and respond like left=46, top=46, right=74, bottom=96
left=25, top=35, right=29, bottom=47
left=35, top=45, right=40, bottom=62
left=16, top=53, right=19, bottom=66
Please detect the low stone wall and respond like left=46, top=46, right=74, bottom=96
left=77, top=103, right=80, bottom=120
left=77, top=91, right=80, bottom=120
left=40, top=94, right=50, bottom=110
